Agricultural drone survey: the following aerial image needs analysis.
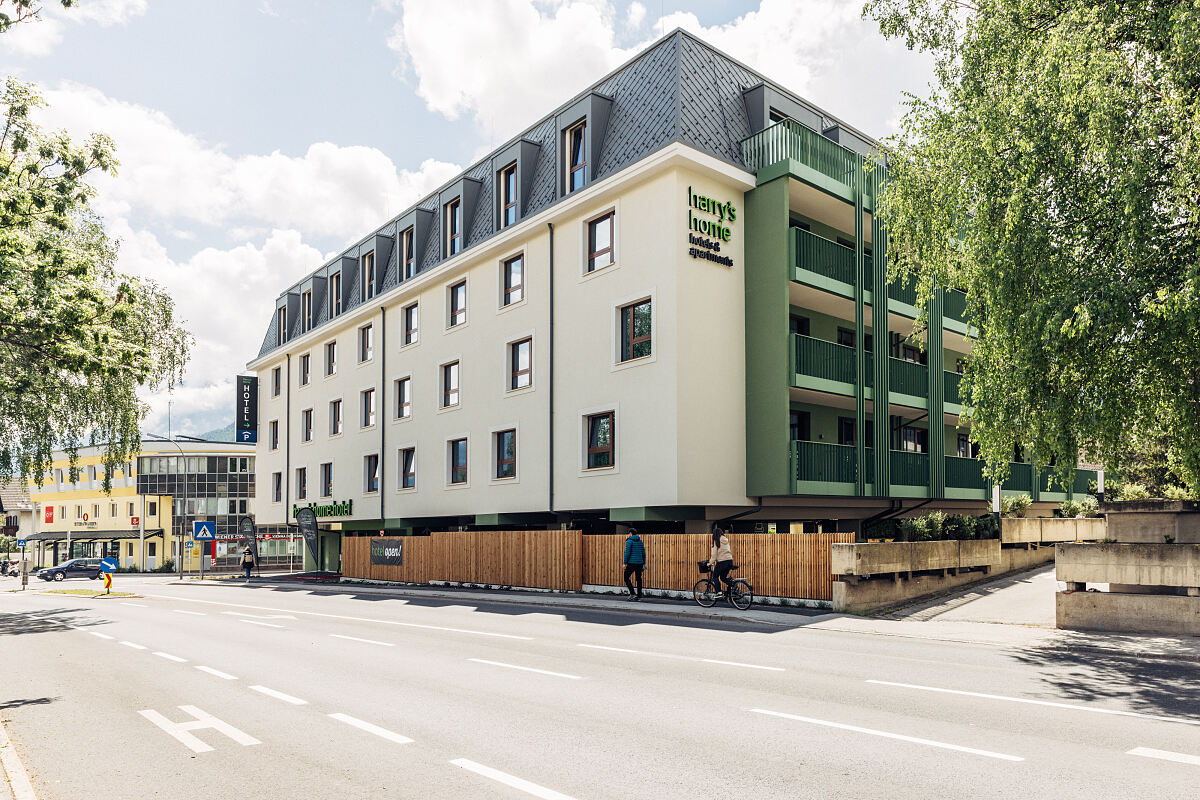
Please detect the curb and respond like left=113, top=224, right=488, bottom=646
left=0, top=715, right=37, bottom=800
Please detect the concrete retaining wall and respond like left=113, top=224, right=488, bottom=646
left=832, top=544, right=1051, bottom=614
left=1056, top=543, right=1200, bottom=587
left=1002, top=517, right=1106, bottom=545
left=831, top=539, right=1000, bottom=578
left=1057, top=591, right=1200, bottom=636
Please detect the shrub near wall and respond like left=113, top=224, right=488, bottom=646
left=865, top=513, right=998, bottom=543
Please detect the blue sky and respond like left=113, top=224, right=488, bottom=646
left=1, top=0, right=933, bottom=436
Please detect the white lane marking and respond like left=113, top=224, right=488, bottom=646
left=138, top=705, right=260, bottom=753
left=120, top=602, right=147, bottom=607
left=196, top=666, right=238, bottom=680
left=702, top=659, right=785, bottom=672
left=88, top=631, right=115, bottom=640
left=749, top=708, right=1024, bottom=762
left=239, top=619, right=284, bottom=629
left=867, top=680, right=1200, bottom=727
left=577, top=644, right=640, bottom=654
left=328, top=713, right=413, bottom=744
left=249, top=685, right=308, bottom=705
left=153, top=651, right=187, bottom=663
left=451, top=758, right=576, bottom=800
left=468, top=659, right=584, bottom=680
left=220, top=611, right=296, bottom=620
left=143, top=594, right=534, bottom=640
left=330, top=634, right=394, bottom=647
left=119, top=641, right=147, bottom=650
left=0, top=715, right=38, bottom=800
left=1128, top=747, right=1200, bottom=766
left=173, top=609, right=206, bottom=616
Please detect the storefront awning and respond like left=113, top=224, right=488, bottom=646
left=26, top=529, right=165, bottom=541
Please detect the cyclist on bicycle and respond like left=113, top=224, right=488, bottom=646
left=707, top=527, right=735, bottom=597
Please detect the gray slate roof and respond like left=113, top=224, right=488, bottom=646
left=0, top=480, right=31, bottom=513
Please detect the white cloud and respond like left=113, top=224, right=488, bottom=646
left=1, top=0, right=146, bottom=58
left=625, top=1, right=646, bottom=30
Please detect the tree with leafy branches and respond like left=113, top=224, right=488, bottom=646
left=0, top=9, right=191, bottom=487
left=863, top=0, right=1200, bottom=495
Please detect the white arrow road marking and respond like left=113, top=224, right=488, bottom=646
left=468, top=659, right=584, bottom=680
left=1128, top=747, right=1200, bottom=766
left=138, top=705, right=261, bottom=753
left=220, top=611, right=297, bottom=620
left=249, top=685, right=307, bottom=705
left=451, top=759, right=577, bottom=800
left=328, top=714, right=413, bottom=744
left=749, top=708, right=1024, bottom=762
left=195, top=666, right=237, bottom=680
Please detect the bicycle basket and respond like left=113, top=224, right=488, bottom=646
left=697, top=560, right=710, bottom=574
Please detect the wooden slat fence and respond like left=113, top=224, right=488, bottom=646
left=344, top=531, right=852, bottom=601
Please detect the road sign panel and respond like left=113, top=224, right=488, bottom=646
left=185, top=541, right=194, bottom=549
left=103, top=573, right=112, bottom=590
left=193, top=521, right=216, bottom=540
left=131, top=516, right=140, bottom=527
left=16, top=539, right=26, bottom=547
left=100, top=558, right=118, bottom=573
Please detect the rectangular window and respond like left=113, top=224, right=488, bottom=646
left=502, top=255, right=524, bottom=306
left=448, top=281, right=466, bottom=327
left=510, top=338, right=532, bottom=390
left=301, top=408, right=313, bottom=442
left=500, top=162, right=518, bottom=227
left=302, top=290, right=312, bottom=332
left=329, top=271, right=342, bottom=317
left=364, top=454, right=379, bottom=493
left=400, top=448, right=415, bottom=489
left=957, top=434, right=971, bottom=459
left=445, top=198, right=462, bottom=256
left=620, top=300, right=652, bottom=361
left=361, top=251, right=375, bottom=301
left=295, top=467, right=307, bottom=500
left=838, top=417, right=856, bottom=447
left=299, top=353, right=310, bottom=386
left=495, top=429, right=516, bottom=479
left=272, top=472, right=282, bottom=502
left=566, top=120, right=587, bottom=192
left=790, top=410, right=811, bottom=441
left=442, top=362, right=460, bottom=408
left=149, top=501, right=157, bottom=516
left=449, top=438, right=468, bottom=484
left=325, top=341, right=337, bottom=376
left=902, top=344, right=926, bottom=364
left=110, top=502, right=117, bottom=517
left=359, top=324, right=373, bottom=362
left=272, top=367, right=281, bottom=397
left=837, top=327, right=855, bottom=348
left=401, top=227, right=415, bottom=281
left=395, top=377, right=411, bottom=419
left=329, top=399, right=343, bottom=435
left=127, top=501, right=135, bottom=516
left=320, top=462, right=333, bottom=497
left=790, top=315, right=810, bottom=336
left=901, top=426, right=929, bottom=453
left=269, top=420, right=279, bottom=450
left=276, top=306, right=287, bottom=346
left=586, top=412, right=614, bottom=469
left=769, top=107, right=790, bottom=124
left=361, top=389, right=376, bottom=428
left=587, top=212, right=614, bottom=272
left=403, top=303, right=419, bottom=345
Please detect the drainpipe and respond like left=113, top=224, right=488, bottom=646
left=285, top=353, right=291, bottom=537
left=379, top=305, right=387, bottom=528
left=547, top=222, right=555, bottom=522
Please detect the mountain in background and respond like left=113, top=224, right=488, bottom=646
left=199, top=422, right=235, bottom=442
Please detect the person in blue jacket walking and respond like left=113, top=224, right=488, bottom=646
left=622, top=528, right=646, bottom=600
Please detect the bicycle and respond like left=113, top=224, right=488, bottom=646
left=693, top=563, right=754, bottom=610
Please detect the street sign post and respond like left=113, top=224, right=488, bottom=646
left=103, top=573, right=112, bottom=593
left=193, top=520, right=215, bottom=582
left=100, top=558, right=117, bottom=594
left=16, top=538, right=26, bottom=547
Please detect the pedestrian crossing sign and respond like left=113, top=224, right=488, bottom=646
left=193, top=521, right=216, bottom=540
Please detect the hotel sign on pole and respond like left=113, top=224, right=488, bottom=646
left=236, top=375, right=258, bottom=443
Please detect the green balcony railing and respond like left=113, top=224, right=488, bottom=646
left=793, top=335, right=855, bottom=385
left=888, top=279, right=919, bottom=307
left=945, top=455, right=986, bottom=489
left=944, top=371, right=962, bottom=405
left=1003, top=462, right=1034, bottom=493
left=741, top=118, right=867, bottom=190
left=891, top=450, right=929, bottom=487
left=793, top=440, right=858, bottom=484
left=890, top=358, right=928, bottom=398
left=1074, top=469, right=1098, bottom=495
left=792, top=227, right=858, bottom=287
left=945, top=290, right=968, bottom=323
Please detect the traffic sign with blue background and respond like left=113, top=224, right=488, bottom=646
left=185, top=541, right=194, bottom=549
left=193, top=520, right=216, bottom=540
left=100, top=558, right=118, bottom=573
left=16, top=539, right=26, bottom=547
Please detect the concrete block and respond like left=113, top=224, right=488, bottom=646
left=1056, top=543, right=1200, bottom=586
left=1057, top=591, right=1200, bottom=636
left=1102, top=502, right=1200, bottom=544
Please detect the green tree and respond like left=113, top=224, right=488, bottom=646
left=0, top=78, right=191, bottom=486
left=864, top=1, right=1200, bottom=491
left=0, top=1, right=74, bottom=33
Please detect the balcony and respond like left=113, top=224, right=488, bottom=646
left=1002, top=462, right=1034, bottom=494
left=791, top=228, right=926, bottom=311
left=945, top=289, right=968, bottom=323
left=741, top=118, right=872, bottom=195
left=891, top=450, right=929, bottom=488
left=890, top=358, right=928, bottom=400
left=793, top=440, right=857, bottom=485
left=944, top=371, right=962, bottom=406
left=946, top=455, right=986, bottom=490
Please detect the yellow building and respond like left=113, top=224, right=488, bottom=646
left=27, top=438, right=255, bottom=571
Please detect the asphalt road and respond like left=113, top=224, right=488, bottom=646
left=2, top=576, right=1199, bottom=799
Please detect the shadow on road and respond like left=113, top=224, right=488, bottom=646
left=0, top=697, right=58, bottom=712
left=1010, top=641, right=1200, bottom=719
left=0, top=608, right=104, bottom=636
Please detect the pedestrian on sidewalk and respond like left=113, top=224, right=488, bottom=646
left=240, top=546, right=255, bottom=579
left=622, top=528, right=646, bottom=600
left=708, top=526, right=734, bottom=598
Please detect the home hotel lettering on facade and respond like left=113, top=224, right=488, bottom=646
left=248, top=31, right=1097, bottom=568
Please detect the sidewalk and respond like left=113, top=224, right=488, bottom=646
left=177, top=573, right=1200, bottom=663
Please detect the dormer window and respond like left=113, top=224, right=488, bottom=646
left=329, top=271, right=341, bottom=317
left=361, top=251, right=375, bottom=301
left=500, top=162, right=518, bottom=228
left=769, top=107, right=790, bottom=124
left=566, top=120, right=587, bottom=192
left=445, top=198, right=462, bottom=256
left=401, top=227, right=415, bottom=281
left=276, top=306, right=287, bottom=346
left=302, top=290, right=312, bottom=332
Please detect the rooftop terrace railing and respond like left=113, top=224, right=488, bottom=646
left=741, top=118, right=873, bottom=194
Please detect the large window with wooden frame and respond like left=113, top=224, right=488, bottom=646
left=509, top=338, right=532, bottom=390
left=394, top=377, right=411, bottom=419
left=566, top=120, right=587, bottom=192
left=329, top=271, right=342, bottom=317
left=400, top=226, right=415, bottom=281
left=295, top=467, right=307, bottom=500
left=299, top=353, right=310, bottom=386
left=586, top=412, right=614, bottom=469
left=448, top=438, right=468, bottom=485
left=586, top=212, right=614, bottom=272
left=361, top=388, right=376, bottom=428
left=363, top=454, right=379, bottom=493
left=399, top=448, right=415, bottom=489
left=441, top=362, right=459, bottom=408
left=445, top=198, right=462, bottom=256
left=300, top=408, right=313, bottom=442
left=500, top=162, right=518, bottom=228
left=403, top=303, right=419, bottom=345
left=494, top=429, right=516, bottom=479
left=302, top=290, right=312, bottom=332
left=325, top=340, right=337, bottom=376
left=360, top=251, right=375, bottom=301
left=329, top=399, right=342, bottom=435
left=502, top=254, right=524, bottom=306
left=448, top=281, right=467, bottom=327
left=358, top=323, right=373, bottom=362
left=619, top=300, right=652, bottom=362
